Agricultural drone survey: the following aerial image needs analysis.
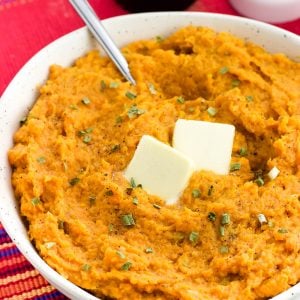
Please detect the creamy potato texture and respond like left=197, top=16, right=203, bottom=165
left=8, top=26, right=300, bottom=300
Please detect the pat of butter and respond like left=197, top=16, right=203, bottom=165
left=124, top=135, right=194, bottom=205
left=173, top=119, right=235, bottom=175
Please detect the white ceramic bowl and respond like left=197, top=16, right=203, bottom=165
left=0, top=12, right=299, bottom=300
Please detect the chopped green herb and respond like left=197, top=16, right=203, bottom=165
left=130, top=177, right=137, bottom=188
left=208, top=212, right=216, bottom=222
left=189, top=231, right=199, bottom=245
left=83, top=135, right=92, bottom=144
left=230, top=162, right=241, bottom=172
left=221, top=213, right=231, bottom=225
left=81, top=97, right=90, bottom=105
left=137, top=184, right=143, bottom=188
left=192, top=189, right=201, bottom=198
left=82, top=264, right=91, bottom=272
left=125, top=91, right=137, bottom=99
left=105, top=190, right=114, bottom=196
left=207, top=106, right=217, bottom=117
left=219, top=245, right=229, bottom=254
left=145, top=247, right=153, bottom=253
left=219, top=66, right=229, bottom=75
left=156, top=36, right=163, bottom=42
left=100, top=80, right=106, bottom=90
left=69, top=177, right=80, bottom=186
left=268, top=221, right=275, bottom=228
left=132, top=197, right=139, bottom=205
left=109, top=81, right=119, bottom=89
left=246, top=95, right=254, bottom=102
left=44, top=242, right=56, bottom=249
left=31, top=197, right=41, bottom=206
left=127, top=104, right=145, bottom=119
left=219, top=226, right=225, bottom=236
left=239, top=147, right=248, bottom=156
left=115, top=116, right=123, bottom=124
left=121, top=214, right=135, bottom=226
left=257, top=213, right=267, bottom=225
left=255, top=177, right=264, bottom=187
left=278, top=228, right=288, bottom=234
left=208, top=185, right=214, bottom=196
left=69, top=104, right=78, bottom=110
left=108, top=223, right=114, bottom=232
left=111, top=144, right=120, bottom=153
left=120, top=261, right=132, bottom=271
left=177, top=96, right=185, bottom=104
left=116, top=250, right=126, bottom=259
left=148, top=82, right=156, bottom=95
left=89, top=195, right=96, bottom=206
left=58, top=220, right=65, bottom=230
left=153, top=204, right=161, bottom=209
left=37, top=156, right=46, bottom=164
left=20, top=116, right=27, bottom=126
left=232, top=79, right=241, bottom=87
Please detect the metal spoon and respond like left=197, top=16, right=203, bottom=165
left=69, top=0, right=136, bottom=85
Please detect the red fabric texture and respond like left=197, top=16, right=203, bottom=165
left=0, top=0, right=299, bottom=299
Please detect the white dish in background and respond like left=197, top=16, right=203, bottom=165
left=0, top=12, right=299, bottom=300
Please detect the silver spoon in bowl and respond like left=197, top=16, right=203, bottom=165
left=69, top=0, right=136, bottom=85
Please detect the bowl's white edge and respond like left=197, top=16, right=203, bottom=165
left=0, top=11, right=299, bottom=300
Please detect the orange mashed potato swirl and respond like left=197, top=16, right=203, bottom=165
left=8, top=26, right=300, bottom=299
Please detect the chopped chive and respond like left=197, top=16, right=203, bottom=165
left=132, top=197, right=138, bottom=205
left=20, top=116, right=27, bottom=126
left=100, top=80, right=106, bottom=90
left=105, top=190, right=114, bottom=196
left=177, top=96, right=185, bottom=104
left=37, top=156, right=46, bottom=164
left=31, top=197, right=41, bottom=206
left=255, top=177, right=264, bottom=187
left=127, top=104, right=146, bottom=119
left=192, top=189, right=201, bottom=198
left=153, top=204, right=161, bottom=209
left=44, top=242, right=56, bottom=249
left=230, top=162, right=241, bottom=172
left=81, top=97, right=90, bottom=105
left=219, top=245, right=229, bottom=254
left=89, top=195, right=96, bottom=206
left=219, top=226, right=225, bottom=236
left=69, top=104, right=78, bottom=110
left=246, top=95, right=254, bottom=102
left=208, top=212, right=216, bottom=222
left=130, top=177, right=137, bottom=188
left=125, top=91, right=137, bottom=99
left=156, top=36, right=163, bottom=42
left=137, top=184, right=143, bottom=188
left=257, top=213, right=267, bottom=225
left=239, top=147, right=248, bottom=156
left=120, top=261, right=132, bottom=271
left=116, top=250, right=126, bottom=259
left=110, top=144, right=120, bottom=153
left=221, top=213, right=230, bottom=225
left=148, top=82, right=156, bottom=95
left=219, top=66, right=229, bottom=75
left=145, top=247, right=153, bottom=253
left=278, top=228, right=288, bottom=234
left=268, top=166, right=280, bottom=180
left=85, top=128, right=93, bottom=133
left=189, top=231, right=199, bottom=245
left=115, top=116, right=123, bottom=124
left=207, top=107, right=217, bottom=117
left=69, top=177, right=80, bottom=186
left=83, top=135, right=92, bottom=144
left=208, top=185, right=214, bottom=196
left=121, top=214, right=135, bottom=226
left=82, top=264, right=91, bottom=272
left=232, top=79, right=241, bottom=87
left=109, top=81, right=119, bottom=89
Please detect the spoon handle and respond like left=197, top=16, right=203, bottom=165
left=69, top=0, right=136, bottom=85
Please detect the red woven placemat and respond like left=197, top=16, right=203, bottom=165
left=0, top=0, right=299, bottom=299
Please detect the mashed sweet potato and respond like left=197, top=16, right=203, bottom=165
left=8, top=26, right=300, bottom=300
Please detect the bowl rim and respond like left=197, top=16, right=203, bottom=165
left=0, top=11, right=299, bottom=300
